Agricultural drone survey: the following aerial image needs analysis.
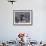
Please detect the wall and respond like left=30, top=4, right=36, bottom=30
left=0, top=0, right=46, bottom=42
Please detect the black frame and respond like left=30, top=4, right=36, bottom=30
left=13, top=10, right=33, bottom=26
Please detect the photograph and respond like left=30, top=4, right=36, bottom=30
left=13, top=10, right=32, bottom=25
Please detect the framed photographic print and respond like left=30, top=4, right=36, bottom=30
left=13, top=10, right=33, bottom=25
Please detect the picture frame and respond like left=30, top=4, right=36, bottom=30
left=13, top=10, right=33, bottom=26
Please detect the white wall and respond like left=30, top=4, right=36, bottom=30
left=0, top=0, right=46, bottom=42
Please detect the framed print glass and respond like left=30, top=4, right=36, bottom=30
left=13, top=10, right=33, bottom=25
